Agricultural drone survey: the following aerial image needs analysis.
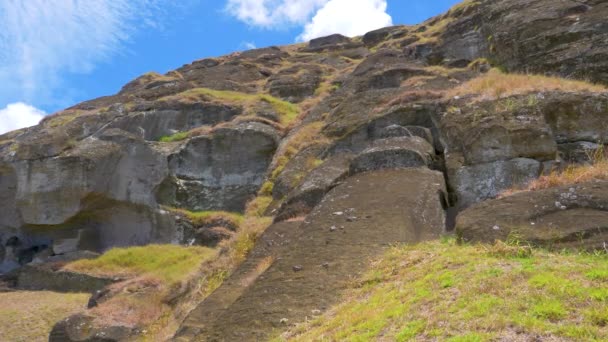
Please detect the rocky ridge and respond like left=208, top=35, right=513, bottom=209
left=0, top=0, right=607, bottom=340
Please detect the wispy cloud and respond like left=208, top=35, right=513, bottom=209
left=225, top=0, right=392, bottom=41
left=0, top=0, right=174, bottom=111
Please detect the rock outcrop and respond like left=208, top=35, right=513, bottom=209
left=456, top=181, right=608, bottom=249
left=0, top=0, right=607, bottom=340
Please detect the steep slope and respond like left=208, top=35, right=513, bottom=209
left=0, top=0, right=607, bottom=340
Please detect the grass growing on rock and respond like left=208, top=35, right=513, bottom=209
left=503, top=147, right=608, bottom=196
left=0, top=291, right=89, bottom=342
left=61, top=201, right=273, bottom=340
left=268, top=121, right=329, bottom=184
left=159, top=131, right=190, bottom=142
left=64, top=244, right=215, bottom=286
left=169, top=208, right=244, bottom=228
left=448, top=68, right=607, bottom=100
left=162, top=88, right=300, bottom=126
left=280, top=238, right=608, bottom=341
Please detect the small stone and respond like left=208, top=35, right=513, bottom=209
left=330, top=225, right=337, bottom=232
left=322, top=262, right=330, bottom=269
left=346, top=216, right=357, bottom=222
left=333, top=211, right=344, bottom=216
left=293, top=265, right=303, bottom=272
left=492, top=225, right=500, bottom=230
left=280, top=318, right=289, bottom=324
left=311, top=309, right=322, bottom=315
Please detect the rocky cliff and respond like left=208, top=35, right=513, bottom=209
left=1, top=0, right=608, bottom=340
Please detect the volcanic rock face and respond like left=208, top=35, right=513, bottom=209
left=0, top=3, right=607, bottom=337
left=0, top=0, right=604, bottom=341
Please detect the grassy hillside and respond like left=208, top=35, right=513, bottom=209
left=280, top=239, right=608, bottom=341
left=0, top=291, right=89, bottom=342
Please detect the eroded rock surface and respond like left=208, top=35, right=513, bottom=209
left=456, top=181, right=608, bottom=249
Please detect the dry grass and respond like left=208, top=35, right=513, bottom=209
left=280, top=239, right=608, bottom=341
left=269, top=121, right=329, bottom=183
left=410, top=0, right=481, bottom=45
left=0, top=291, right=89, bottom=342
left=503, top=148, right=608, bottom=196
left=448, top=68, right=607, bottom=100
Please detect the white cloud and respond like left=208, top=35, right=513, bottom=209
left=0, top=103, right=46, bottom=135
left=298, top=0, right=393, bottom=41
left=225, top=0, right=392, bottom=41
left=0, top=0, right=174, bottom=110
left=225, top=0, right=328, bottom=27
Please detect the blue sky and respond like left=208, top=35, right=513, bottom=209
left=0, top=0, right=461, bottom=134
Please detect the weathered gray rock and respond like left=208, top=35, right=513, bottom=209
left=360, top=66, right=430, bottom=91
left=350, top=136, right=435, bottom=174
left=307, top=34, right=352, bottom=51
left=456, top=180, right=608, bottom=250
left=267, top=65, right=323, bottom=103
left=362, top=26, right=408, bottom=47
left=449, top=157, right=543, bottom=208
left=327, top=104, right=440, bottom=155
left=558, top=142, right=603, bottom=164
left=50, top=314, right=135, bottom=342
left=107, top=102, right=241, bottom=141
left=16, top=265, right=117, bottom=293
left=376, top=125, right=433, bottom=144
left=276, top=155, right=351, bottom=221
left=160, top=122, right=280, bottom=212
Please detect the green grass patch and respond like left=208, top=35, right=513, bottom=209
left=281, top=239, right=608, bottom=341
left=159, top=131, right=190, bottom=142
left=65, top=244, right=216, bottom=286
left=168, top=208, right=244, bottom=228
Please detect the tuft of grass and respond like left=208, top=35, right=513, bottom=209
left=245, top=195, right=273, bottom=217
left=159, top=131, right=190, bottom=142
left=448, top=68, right=607, bottom=100
left=409, top=0, right=481, bottom=46
left=168, top=208, right=244, bottom=228
left=267, top=121, right=329, bottom=185
left=0, top=291, right=89, bottom=342
left=503, top=147, right=608, bottom=196
left=259, top=94, right=300, bottom=125
left=281, top=239, right=608, bottom=341
left=64, top=245, right=216, bottom=286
